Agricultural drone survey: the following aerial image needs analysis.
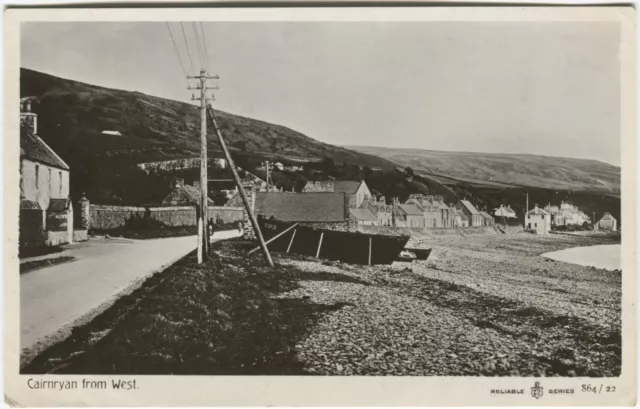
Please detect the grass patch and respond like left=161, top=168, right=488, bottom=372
left=20, top=256, right=76, bottom=274
left=91, top=226, right=197, bottom=240
left=22, top=239, right=349, bottom=375
left=19, top=245, right=64, bottom=259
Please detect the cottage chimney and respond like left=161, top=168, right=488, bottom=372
left=20, top=97, right=38, bottom=134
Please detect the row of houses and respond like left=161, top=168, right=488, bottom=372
left=544, top=202, right=591, bottom=226
left=255, top=180, right=499, bottom=229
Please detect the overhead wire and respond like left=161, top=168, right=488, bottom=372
left=199, top=22, right=211, bottom=73
left=165, top=22, right=188, bottom=80
left=180, top=22, right=196, bottom=75
left=191, top=22, right=206, bottom=71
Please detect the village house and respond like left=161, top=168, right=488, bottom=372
left=545, top=202, right=590, bottom=226
left=396, top=202, right=424, bottom=228
left=595, top=212, right=617, bottom=231
left=404, top=194, right=437, bottom=227
left=284, top=164, right=303, bottom=172
left=20, top=97, right=74, bottom=249
left=302, top=180, right=372, bottom=208
left=456, top=200, right=483, bottom=227
left=479, top=210, right=495, bottom=226
left=349, top=208, right=378, bottom=226
left=451, top=206, right=469, bottom=227
left=391, top=200, right=408, bottom=228
left=358, top=196, right=392, bottom=226
left=494, top=204, right=517, bottom=220
left=525, top=204, right=551, bottom=234
left=404, top=194, right=453, bottom=228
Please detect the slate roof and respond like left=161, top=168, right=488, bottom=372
left=458, top=200, right=480, bottom=215
left=526, top=207, right=550, bottom=216
left=48, top=198, right=70, bottom=212
left=20, top=125, right=69, bottom=170
left=255, top=192, right=347, bottom=222
left=20, top=199, right=42, bottom=210
left=479, top=210, right=494, bottom=220
left=349, top=208, right=378, bottom=222
left=332, top=181, right=362, bottom=194
left=398, top=204, right=424, bottom=216
left=161, top=184, right=214, bottom=206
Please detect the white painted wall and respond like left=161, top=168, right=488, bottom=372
left=21, top=159, right=70, bottom=210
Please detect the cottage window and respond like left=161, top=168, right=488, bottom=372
left=35, top=165, right=39, bottom=189
left=59, top=171, right=63, bottom=195
left=49, top=168, right=52, bottom=196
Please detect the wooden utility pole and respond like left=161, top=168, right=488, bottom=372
left=188, top=69, right=219, bottom=264
left=525, top=191, right=529, bottom=229
left=264, top=161, right=271, bottom=191
left=207, top=105, right=274, bottom=267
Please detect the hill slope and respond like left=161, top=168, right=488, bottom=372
left=19, top=68, right=394, bottom=168
left=347, top=146, right=620, bottom=195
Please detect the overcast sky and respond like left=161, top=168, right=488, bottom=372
left=21, top=21, right=621, bottom=166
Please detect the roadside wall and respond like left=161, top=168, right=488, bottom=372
left=89, top=204, right=244, bottom=230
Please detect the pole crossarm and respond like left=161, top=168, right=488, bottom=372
left=187, top=74, right=220, bottom=80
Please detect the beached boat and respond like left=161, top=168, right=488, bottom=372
left=257, top=216, right=410, bottom=265
left=404, top=247, right=432, bottom=261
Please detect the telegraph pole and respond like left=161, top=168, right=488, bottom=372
left=188, top=69, right=219, bottom=264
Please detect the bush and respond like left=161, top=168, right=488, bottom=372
left=123, top=213, right=167, bottom=231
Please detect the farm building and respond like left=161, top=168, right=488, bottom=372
left=596, top=213, right=617, bottom=231
left=456, top=200, right=483, bottom=227
left=525, top=205, right=551, bottom=234
left=254, top=192, right=350, bottom=230
left=20, top=98, right=75, bottom=249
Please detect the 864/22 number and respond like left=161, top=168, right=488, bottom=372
left=582, top=384, right=616, bottom=394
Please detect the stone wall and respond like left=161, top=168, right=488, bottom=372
left=73, top=230, right=88, bottom=242
left=19, top=209, right=45, bottom=250
left=89, top=204, right=244, bottom=230
left=45, top=230, right=69, bottom=246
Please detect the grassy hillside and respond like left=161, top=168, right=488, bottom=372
left=20, top=68, right=395, bottom=168
left=347, top=146, right=621, bottom=194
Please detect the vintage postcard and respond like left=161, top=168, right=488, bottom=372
left=3, top=5, right=637, bottom=407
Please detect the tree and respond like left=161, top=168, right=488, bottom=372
left=405, top=167, right=415, bottom=177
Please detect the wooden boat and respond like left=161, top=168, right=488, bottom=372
left=404, top=247, right=432, bottom=261
left=257, top=216, right=410, bottom=265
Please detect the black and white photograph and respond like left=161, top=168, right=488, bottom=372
left=4, top=5, right=636, bottom=407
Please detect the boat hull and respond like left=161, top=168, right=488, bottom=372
left=404, top=248, right=432, bottom=261
left=258, top=216, right=410, bottom=265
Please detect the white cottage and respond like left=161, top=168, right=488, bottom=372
left=20, top=97, right=73, bottom=249
left=525, top=204, right=551, bottom=235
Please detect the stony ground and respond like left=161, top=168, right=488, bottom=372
left=22, top=231, right=621, bottom=376
left=276, top=232, right=622, bottom=376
